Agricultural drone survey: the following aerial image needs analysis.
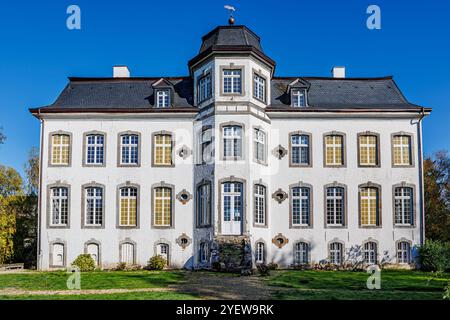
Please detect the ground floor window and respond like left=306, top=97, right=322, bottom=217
left=397, top=241, right=411, bottom=264
left=329, top=242, right=343, bottom=265
left=199, top=242, right=209, bottom=263
left=255, top=242, right=265, bottom=264
left=363, top=241, right=377, bottom=265
left=120, top=242, right=135, bottom=265
left=294, top=242, right=309, bottom=265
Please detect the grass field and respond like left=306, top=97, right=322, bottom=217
left=0, top=269, right=448, bottom=300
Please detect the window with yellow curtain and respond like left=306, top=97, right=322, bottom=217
left=393, top=135, right=411, bottom=165
left=119, top=187, right=137, bottom=226
left=51, top=134, right=70, bottom=165
left=154, top=187, right=172, bottom=227
left=154, top=134, right=172, bottom=166
left=325, top=135, right=343, bottom=166
left=360, top=187, right=379, bottom=226
left=359, top=135, right=378, bottom=166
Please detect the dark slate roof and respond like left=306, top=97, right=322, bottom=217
left=199, top=25, right=263, bottom=54
left=269, top=77, right=424, bottom=110
left=40, top=77, right=195, bottom=110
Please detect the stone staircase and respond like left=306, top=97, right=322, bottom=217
left=211, top=235, right=252, bottom=273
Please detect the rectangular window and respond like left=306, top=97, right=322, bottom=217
left=325, top=135, right=344, bottom=166
left=156, top=90, right=170, bottom=108
left=223, top=69, right=242, bottom=94
left=197, top=183, right=211, bottom=227
left=397, top=241, right=411, bottom=264
left=120, top=134, right=139, bottom=165
left=291, top=187, right=310, bottom=226
left=200, top=128, right=212, bottom=164
left=253, top=128, right=266, bottom=163
left=364, top=242, right=377, bottom=265
left=292, top=89, right=306, bottom=107
left=119, top=187, right=137, bottom=226
left=255, top=242, right=264, bottom=264
left=85, top=187, right=103, bottom=226
left=154, top=187, right=172, bottom=227
left=199, top=242, right=208, bottom=263
left=254, top=184, right=266, bottom=226
left=223, top=125, right=242, bottom=159
left=291, top=134, right=310, bottom=165
left=394, top=187, right=413, bottom=225
left=360, top=187, right=379, bottom=226
left=326, top=187, right=344, bottom=226
left=294, top=242, right=309, bottom=264
left=393, top=135, right=412, bottom=166
left=51, top=134, right=70, bottom=165
left=86, top=134, right=105, bottom=165
left=50, top=187, right=68, bottom=226
left=198, top=74, right=212, bottom=102
left=154, top=134, right=173, bottom=166
left=359, top=135, right=378, bottom=166
left=253, top=73, right=265, bottom=101
left=329, top=242, right=343, bottom=265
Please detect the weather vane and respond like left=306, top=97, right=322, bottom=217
left=224, top=5, right=236, bottom=25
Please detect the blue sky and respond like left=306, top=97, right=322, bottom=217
left=0, top=0, right=449, bottom=176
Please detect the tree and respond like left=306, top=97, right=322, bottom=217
left=0, top=165, right=23, bottom=197
left=24, top=147, right=39, bottom=195
left=424, top=151, right=450, bottom=242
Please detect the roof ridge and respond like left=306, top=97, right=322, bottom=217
left=68, top=76, right=191, bottom=82
left=273, top=76, right=393, bottom=81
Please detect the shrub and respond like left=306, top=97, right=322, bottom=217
left=418, top=240, right=450, bottom=272
left=147, top=255, right=167, bottom=270
left=114, top=262, right=127, bottom=271
left=212, top=261, right=221, bottom=271
left=267, top=262, right=278, bottom=270
left=256, top=263, right=270, bottom=276
left=71, top=254, right=96, bottom=272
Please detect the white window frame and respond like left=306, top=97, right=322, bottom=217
left=223, top=125, right=243, bottom=159
left=364, top=242, right=377, bottom=265
left=360, top=187, right=379, bottom=227
left=294, top=242, right=309, bottom=265
left=197, top=182, right=211, bottom=227
left=120, top=134, right=139, bottom=165
left=253, top=73, right=265, bottom=102
left=359, top=135, right=378, bottom=166
left=156, top=89, right=170, bottom=108
left=85, top=134, right=105, bottom=165
left=394, top=187, right=413, bottom=226
left=154, top=134, right=173, bottom=166
left=291, top=89, right=306, bottom=107
left=255, top=242, right=265, bottom=264
left=291, top=134, right=310, bottom=165
left=325, top=135, right=344, bottom=166
left=291, top=187, right=310, bottom=227
left=393, top=135, right=412, bottom=166
left=326, top=187, right=345, bottom=227
left=50, top=187, right=69, bottom=226
left=254, top=184, right=266, bottom=226
left=397, top=241, right=411, bottom=264
left=153, top=187, right=172, bottom=227
left=253, top=128, right=266, bottom=164
left=329, top=242, right=343, bottom=265
left=198, top=74, right=212, bottom=103
left=85, top=187, right=103, bottom=226
left=119, top=187, right=138, bottom=227
left=200, top=127, right=212, bottom=164
left=51, top=134, right=70, bottom=165
left=223, top=69, right=242, bottom=94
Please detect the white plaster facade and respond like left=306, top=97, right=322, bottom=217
left=32, top=25, right=430, bottom=270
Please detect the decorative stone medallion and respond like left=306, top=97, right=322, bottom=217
left=272, top=145, right=287, bottom=159
left=272, top=233, right=289, bottom=249
left=177, top=145, right=192, bottom=159
left=176, top=189, right=192, bottom=204
left=176, top=233, right=192, bottom=249
left=272, top=188, right=288, bottom=204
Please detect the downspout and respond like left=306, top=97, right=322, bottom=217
left=37, top=112, right=44, bottom=270
left=417, top=108, right=426, bottom=246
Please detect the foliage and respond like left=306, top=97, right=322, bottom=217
left=267, top=262, right=278, bottom=270
left=256, top=263, right=271, bottom=276
left=444, top=283, right=450, bottom=300
left=418, top=240, right=450, bottom=272
left=0, top=197, right=16, bottom=264
left=71, top=254, right=96, bottom=272
left=24, top=147, right=39, bottom=196
left=211, top=261, right=221, bottom=271
left=0, top=166, right=23, bottom=197
left=425, top=151, right=450, bottom=242
left=147, top=255, right=167, bottom=270
left=114, top=262, right=127, bottom=271
left=113, top=262, right=142, bottom=271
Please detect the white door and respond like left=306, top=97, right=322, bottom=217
left=87, top=243, right=99, bottom=266
left=222, top=182, right=243, bottom=235
left=157, top=244, right=169, bottom=264
left=121, top=243, right=134, bottom=264
left=52, top=244, right=64, bottom=267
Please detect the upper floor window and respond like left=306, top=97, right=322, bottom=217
left=253, top=73, right=266, bottom=102
left=197, top=182, right=211, bottom=227
left=324, top=134, right=345, bottom=166
left=51, top=134, right=70, bottom=166
left=291, top=89, right=306, bottom=107
left=200, top=127, right=212, bottom=164
left=255, top=242, right=265, bottom=264
left=254, top=184, right=266, bottom=226
left=392, top=134, right=412, bottom=166
left=294, top=242, right=309, bottom=265
left=329, top=242, right=343, bottom=265
left=358, top=134, right=379, bottom=166
left=154, top=187, right=173, bottom=227
left=85, top=187, right=103, bottom=227
left=120, top=134, right=139, bottom=165
left=119, top=187, right=137, bottom=227
left=326, top=186, right=345, bottom=227
left=291, top=134, right=311, bottom=166
left=359, top=186, right=380, bottom=227
left=198, top=74, right=212, bottom=103
left=153, top=133, right=173, bottom=166
left=291, top=187, right=311, bottom=227
left=253, top=128, right=266, bottom=164
left=223, top=125, right=243, bottom=160
left=85, top=134, right=105, bottom=165
left=397, top=241, right=411, bottom=264
left=223, top=69, right=242, bottom=94
left=394, top=186, right=414, bottom=226
left=50, top=187, right=69, bottom=226
left=156, top=90, right=170, bottom=108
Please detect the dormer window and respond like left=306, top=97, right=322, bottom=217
left=156, top=90, right=170, bottom=108
left=198, top=74, right=212, bottom=103
left=292, top=89, right=306, bottom=107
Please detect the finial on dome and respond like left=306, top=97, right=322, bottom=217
left=224, top=5, right=236, bottom=25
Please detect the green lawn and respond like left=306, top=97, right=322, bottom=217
left=0, top=291, right=198, bottom=300
left=266, top=270, right=450, bottom=300
left=0, top=270, right=185, bottom=291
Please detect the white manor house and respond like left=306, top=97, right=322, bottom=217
left=31, top=23, right=431, bottom=270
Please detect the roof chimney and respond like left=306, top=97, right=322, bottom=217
left=332, top=66, right=346, bottom=78
left=113, top=66, right=130, bottom=78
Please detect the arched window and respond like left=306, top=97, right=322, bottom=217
left=329, top=242, right=343, bottom=265
left=119, top=133, right=139, bottom=165
left=358, top=134, right=379, bottom=166
left=363, top=241, right=378, bottom=265
left=254, top=184, right=266, bottom=226
left=359, top=186, right=381, bottom=227
left=394, top=186, right=414, bottom=226
left=291, top=187, right=311, bottom=227
left=153, top=133, right=173, bottom=166
left=50, top=186, right=69, bottom=226
left=325, top=186, right=345, bottom=227
left=324, top=133, right=345, bottom=166
left=255, top=242, right=265, bottom=264
left=397, top=241, right=411, bottom=264
left=51, top=243, right=65, bottom=267
left=291, top=134, right=311, bottom=166
left=197, top=182, right=211, bottom=227
left=119, top=187, right=138, bottom=227
left=156, top=243, right=169, bottom=265
left=86, top=243, right=100, bottom=266
left=84, top=186, right=103, bottom=227
left=153, top=187, right=173, bottom=227
left=294, top=242, right=309, bottom=265
left=120, top=242, right=135, bottom=265
left=85, top=133, right=105, bottom=165
left=223, top=125, right=243, bottom=159
left=50, top=133, right=71, bottom=165
left=392, top=134, right=412, bottom=166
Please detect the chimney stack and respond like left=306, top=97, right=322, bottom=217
left=113, top=66, right=130, bottom=78
left=332, top=66, right=346, bottom=78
